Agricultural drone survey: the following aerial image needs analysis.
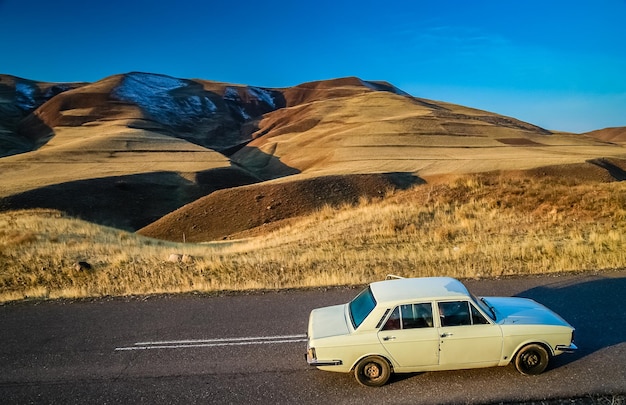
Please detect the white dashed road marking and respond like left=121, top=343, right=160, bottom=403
left=115, top=334, right=307, bottom=351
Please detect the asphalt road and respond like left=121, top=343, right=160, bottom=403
left=1, top=270, right=625, bottom=404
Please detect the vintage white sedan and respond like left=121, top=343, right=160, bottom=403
left=306, top=276, right=577, bottom=386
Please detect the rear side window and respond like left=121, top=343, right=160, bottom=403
left=349, top=287, right=377, bottom=329
left=382, top=303, right=433, bottom=330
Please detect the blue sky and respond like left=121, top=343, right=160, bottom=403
left=1, top=0, right=624, bottom=132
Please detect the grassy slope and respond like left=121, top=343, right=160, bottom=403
left=2, top=172, right=625, bottom=303
left=0, top=125, right=232, bottom=198
left=231, top=91, right=624, bottom=179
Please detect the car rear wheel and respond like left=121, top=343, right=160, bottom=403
left=354, top=355, right=391, bottom=387
left=515, top=344, right=550, bottom=375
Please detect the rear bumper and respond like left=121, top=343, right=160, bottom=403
left=555, top=343, right=578, bottom=353
left=306, top=356, right=343, bottom=367
left=305, top=350, right=342, bottom=366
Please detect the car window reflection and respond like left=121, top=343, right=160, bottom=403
left=439, top=301, right=471, bottom=326
left=382, top=303, right=433, bottom=330
left=439, top=301, right=490, bottom=326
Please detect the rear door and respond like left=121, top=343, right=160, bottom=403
left=377, top=302, right=439, bottom=367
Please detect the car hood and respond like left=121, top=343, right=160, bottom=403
left=485, top=297, right=572, bottom=327
left=308, top=304, right=351, bottom=339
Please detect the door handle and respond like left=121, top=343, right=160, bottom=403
left=383, top=336, right=396, bottom=341
left=440, top=332, right=454, bottom=338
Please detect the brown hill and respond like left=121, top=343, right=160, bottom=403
left=585, top=127, right=626, bottom=144
left=0, top=73, right=285, bottom=228
left=137, top=172, right=422, bottom=242
left=17, top=72, right=286, bottom=154
left=137, top=159, right=626, bottom=242
left=230, top=85, right=617, bottom=180
left=1, top=72, right=625, bottom=238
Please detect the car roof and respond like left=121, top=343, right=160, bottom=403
left=369, top=277, right=471, bottom=305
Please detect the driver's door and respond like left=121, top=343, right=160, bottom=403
left=436, top=300, right=503, bottom=367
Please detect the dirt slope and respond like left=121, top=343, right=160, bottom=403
left=137, top=172, right=422, bottom=241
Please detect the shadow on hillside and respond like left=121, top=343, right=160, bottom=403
left=231, top=145, right=301, bottom=180
left=588, top=158, right=626, bottom=181
left=137, top=171, right=425, bottom=242
left=515, top=274, right=626, bottom=369
left=0, top=83, right=54, bottom=158
left=0, top=164, right=262, bottom=231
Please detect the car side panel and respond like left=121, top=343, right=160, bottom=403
left=313, top=332, right=384, bottom=373
left=500, top=324, right=574, bottom=364
left=378, top=327, right=440, bottom=367
left=438, top=324, right=503, bottom=367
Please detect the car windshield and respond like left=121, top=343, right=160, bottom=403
left=349, top=287, right=377, bottom=329
left=471, top=294, right=496, bottom=321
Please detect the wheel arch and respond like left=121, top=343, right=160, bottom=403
left=349, top=353, right=395, bottom=372
left=512, top=340, right=554, bottom=362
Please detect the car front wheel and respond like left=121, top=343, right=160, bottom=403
left=354, top=355, right=391, bottom=387
left=515, top=344, right=550, bottom=375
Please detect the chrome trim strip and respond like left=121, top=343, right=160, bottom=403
left=307, top=359, right=343, bottom=366
left=556, top=343, right=578, bottom=353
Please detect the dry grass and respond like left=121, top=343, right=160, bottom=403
left=1, top=173, right=626, bottom=302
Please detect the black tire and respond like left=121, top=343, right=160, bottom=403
left=515, top=344, right=550, bottom=375
left=354, top=355, right=392, bottom=387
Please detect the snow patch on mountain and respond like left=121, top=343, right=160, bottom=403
left=112, top=72, right=218, bottom=130
left=224, top=86, right=276, bottom=108
left=15, top=81, right=38, bottom=111
left=223, top=87, right=241, bottom=101
left=236, top=105, right=252, bottom=120
left=117, top=72, right=193, bottom=98
left=248, top=87, right=276, bottom=108
left=223, top=85, right=280, bottom=121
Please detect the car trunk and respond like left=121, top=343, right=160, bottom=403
left=308, top=304, right=350, bottom=339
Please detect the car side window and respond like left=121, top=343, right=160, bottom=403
left=382, top=303, right=433, bottom=330
left=471, top=303, right=490, bottom=324
left=382, top=307, right=401, bottom=330
left=438, top=301, right=471, bottom=327
left=401, top=303, right=434, bottom=329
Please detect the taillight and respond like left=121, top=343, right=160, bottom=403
left=307, top=347, right=316, bottom=361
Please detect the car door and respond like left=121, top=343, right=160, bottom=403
left=377, top=302, right=440, bottom=367
left=436, top=300, right=503, bottom=367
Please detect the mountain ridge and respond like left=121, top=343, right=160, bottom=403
left=1, top=72, right=624, bottom=240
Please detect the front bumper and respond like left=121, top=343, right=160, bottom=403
left=555, top=343, right=578, bottom=353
